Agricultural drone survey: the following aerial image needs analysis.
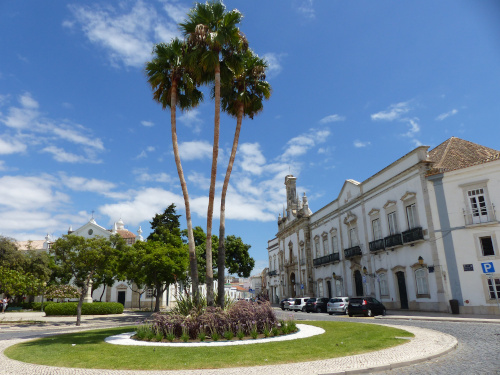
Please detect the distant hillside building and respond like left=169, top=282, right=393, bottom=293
left=267, top=137, right=500, bottom=315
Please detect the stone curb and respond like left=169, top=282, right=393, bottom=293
left=0, top=323, right=458, bottom=375
left=375, top=315, right=500, bottom=324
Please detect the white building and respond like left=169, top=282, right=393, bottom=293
left=267, top=137, right=500, bottom=315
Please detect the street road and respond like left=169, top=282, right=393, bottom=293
left=277, top=309, right=500, bottom=375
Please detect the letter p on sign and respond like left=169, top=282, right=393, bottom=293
left=481, top=262, right=495, bottom=274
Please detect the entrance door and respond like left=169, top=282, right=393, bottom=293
left=117, top=291, right=126, bottom=306
left=396, top=271, right=409, bottom=309
left=327, top=280, right=332, bottom=299
left=354, top=270, right=364, bottom=296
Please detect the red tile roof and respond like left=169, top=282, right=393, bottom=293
left=427, top=137, right=500, bottom=175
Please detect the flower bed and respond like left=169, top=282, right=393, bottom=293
left=135, top=301, right=296, bottom=343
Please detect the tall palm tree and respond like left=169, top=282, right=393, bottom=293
left=180, top=1, right=245, bottom=305
left=216, top=50, right=271, bottom=307
left=145, top=39, right=203, bottom=302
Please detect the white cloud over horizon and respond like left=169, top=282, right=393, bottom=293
left=435, top=109, right=458, bottom=121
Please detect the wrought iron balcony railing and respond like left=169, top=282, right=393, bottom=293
left=384, top=233, right=403, bottom=248
left=344, top=246, right=362, bottom=259
left=369, top=238, right=385, bottom=252
left=268, top=270, right=278, bottom=276
left=402, top=227, right=424, bottom=243
left=313, top=252, right=340, bottom=267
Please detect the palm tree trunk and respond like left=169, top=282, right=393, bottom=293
left=206, top=62, right=221, bottom=306
left=170, top=81, right=199, bottom=303
left=217, top=103, right=244, bottom=307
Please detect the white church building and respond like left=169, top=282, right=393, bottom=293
left=267, top=137, right=500, bottom=315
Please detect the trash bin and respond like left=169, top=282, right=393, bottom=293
left=449, top=299, right=459, bottom=314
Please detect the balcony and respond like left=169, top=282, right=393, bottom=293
left=369, top=239, right=385, bottom=252
left=402, top=227, right=424, bottom=244
left=344, top=246, right=362, bottom=259
left=463, top=204, right=497, bottom=226
left=384, top=233, right=403, bottom=248
left=268, top=270, right=278, bottom=277
left=313, top=252, right=340, bottom=267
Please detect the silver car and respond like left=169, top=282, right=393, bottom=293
left=327, top=297, right=349, bottom=315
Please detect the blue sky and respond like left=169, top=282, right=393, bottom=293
left=1, top=1, right=500, bottom=275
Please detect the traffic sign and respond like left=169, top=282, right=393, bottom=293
left=481, top=262, right=495, bottom=274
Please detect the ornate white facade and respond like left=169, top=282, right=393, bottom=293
left=267, top=137, right=500, bottom=315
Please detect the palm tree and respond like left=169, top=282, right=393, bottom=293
left=216, top=50, right=271, bottom=307
left=145, top=39, right=203, bottom=302
left=180, top=1, right=245, bottom=306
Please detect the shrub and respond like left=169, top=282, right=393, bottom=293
left=44, top=302, right=123, bottom=316
left=32, top=301, right=56, bottom=311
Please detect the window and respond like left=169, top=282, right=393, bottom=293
left=480, top=237, right=495, bottom=256
left=406, top=203, right=418, bottom=229
left=349, top=227, right=358, bottom=247
left=322, top=236, right=329, bottom=255
left=415, top=269, right=429, bottom=296
left=468, top=188, right=488, bottom=223
left=487, top=277, right=500, bottom=299
left=335, top=279, right=343, bottom=297
left=331, top=235, right=338, bottom=253
left=379, top=273, right=389, bottom=296
left=372, top=218, right=382, bottom=240
left=315, top=238, right=320, bottom=257
left=387, top=211, right=398, bottom=235
left=318, top=281, right=324, bottom=297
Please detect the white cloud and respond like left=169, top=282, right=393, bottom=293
left=60, top=175, right=115, bottom=193
left=0, top=175, right=68, bottom=210
left=0, top=137, right=26, bottom=154
left=402, top=119, right=420, bottom=137
left=353, top=140, right=371, bottom=148
left=435, top=109, right=458, bottom=121
left=293, top=0, right=315, bottom=20
left=319, top=114, right=345, bottom=124
left=51, top=125, right=104, bottom=150
left=161, top=1, right=190, bottom=23
left=281, top=128, right=330, bottom=161
left=239, top=143, right=266, bottom=175
left=141, top=120, right=154, bottom=127
left=371, top=101, right=411, bottom=121
left=42, top=146, right=101, bottom=164
left=262, top=53, right=286, bottom=78
left=67, top=1, right=180, bottom=68
left=134, top=169, right=171, bottom=183
left=99, top=187, right=185, bottom=226
left=2, top=93, right=39, bottom=129
left=178, top=140, right=213, bottom=161
left=178, top=108, right=203, bottom=134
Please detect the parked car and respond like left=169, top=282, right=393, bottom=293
left=327, top=297, right=349, bottom=315
left=290, top=297, right=311, bottom=312
left=347, top=297, right=386, bottom=317
left=305, top=297, right=330, bottom=313
left=281, top=298, right=295, bottom=310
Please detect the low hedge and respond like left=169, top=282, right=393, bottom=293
left=44, top=302, right=124, bottom=316
left=32, top=301, right=56, bottom=311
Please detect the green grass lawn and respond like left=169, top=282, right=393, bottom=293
left=4, top=321, right=414, bottom=371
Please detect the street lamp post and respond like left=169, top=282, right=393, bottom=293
left=41, top=281, right=47, bottom=312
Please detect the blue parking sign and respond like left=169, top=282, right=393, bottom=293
left=481, top=262, right=495, bottom=274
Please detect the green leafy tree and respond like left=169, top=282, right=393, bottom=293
left=146, top=40, right=203, bottom=302
left=180, top=0, right=246, bottom=305
left=120, top=240, right=188, bottom=312
left=217, top=49, right=271, bottom=306
left=0, top=236, right=24, bottom=271
left=50, top=235, right=121, bottom=326
left=0, top=266, right=44, bottom=299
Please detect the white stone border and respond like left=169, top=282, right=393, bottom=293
left=104, top=323, right=325, bottom=347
